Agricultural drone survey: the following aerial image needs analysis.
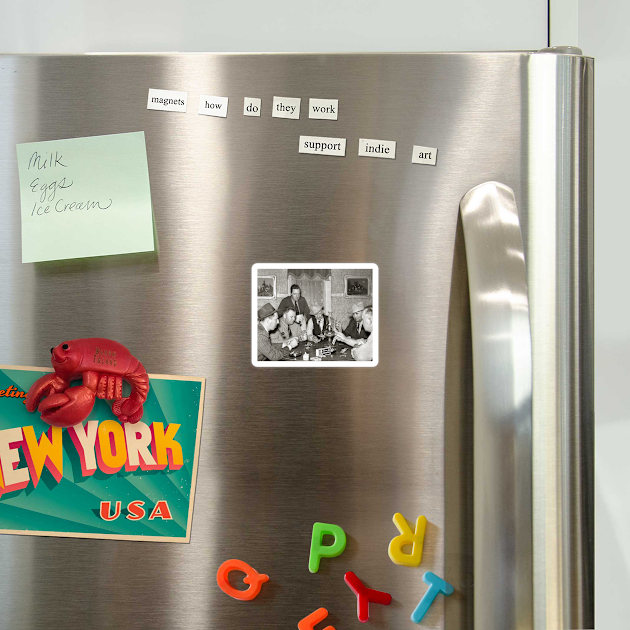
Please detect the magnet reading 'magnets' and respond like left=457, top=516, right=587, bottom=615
left=25, top=338, right=149, bottom=428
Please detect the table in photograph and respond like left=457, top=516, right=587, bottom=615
left=282, top=339, right=355, bottom=361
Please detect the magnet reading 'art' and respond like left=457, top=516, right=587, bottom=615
left=388, top=512, right=427, bottom=567
left=308, top=522, right=347, bottom=573
left=216, top=559, right=269, bottom=601
left=25, top=338, right=149, bottom=428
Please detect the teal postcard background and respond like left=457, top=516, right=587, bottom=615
left=0, top=367, right=204, bottom=542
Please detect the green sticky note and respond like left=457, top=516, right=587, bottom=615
left=17, top=131, right=154, bottom=263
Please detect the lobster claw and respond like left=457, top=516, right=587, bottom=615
left=112, top=398, right=144, bottom=424
left=37, top=386, right=96, bottom=428
left=25, top=373, right=66, bottom=413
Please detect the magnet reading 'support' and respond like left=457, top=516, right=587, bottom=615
left=25, top=338, right=149, bottom=428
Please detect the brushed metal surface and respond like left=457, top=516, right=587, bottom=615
left=527, top=52, right=595, bottom=630
left=460, top=182, right=533, bottom=630
left=0, top=52, right=593, bottom=629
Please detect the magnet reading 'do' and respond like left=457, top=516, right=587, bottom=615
left=26, top=338, right=149, bottom=428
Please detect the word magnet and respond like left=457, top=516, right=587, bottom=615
left=308, top=98, right=338, bottom=120
left=198, top=95, right=228, bottom=118
left=272, top=96, right=301, bottom=119
left=411, top=144, right=438, bottom=165
left=147, top=88, right=187, bottom=112
left=216, top=559, right=269, bottom=601
left=358, top=138, right=396, bottom=159
left=299, top=136, right=346, bottom=157
left=243, top=97, right=262, bottom=117
left=344, top=571, right=392, bottom=622
left=388, top=512, right=427, bottom=566
left=308, top=522, right=346, bottom=573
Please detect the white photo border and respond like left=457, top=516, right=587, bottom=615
left=252, top=263, right=379, bottom=368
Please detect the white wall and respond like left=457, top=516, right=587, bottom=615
left=0, top=0, right=547, bottom=53
left=574, top=2, right=629, bottom=627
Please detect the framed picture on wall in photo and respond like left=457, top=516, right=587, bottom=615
left=257, top=275, right=276, bottom=299
left=344, top=275, right=371, bottom=297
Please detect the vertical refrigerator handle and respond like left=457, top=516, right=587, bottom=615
left=460, top=181, right=533, bottom=629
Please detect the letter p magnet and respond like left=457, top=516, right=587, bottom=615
left=308, top=522, right=347, bottom=573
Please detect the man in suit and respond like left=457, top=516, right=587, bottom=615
left=277, top=284, right=310, bottom=326
left=257, top=303, right=298, bottom=361
left=343, top=302, right=370, bottom=340
left=306, top=303, right=329, bottom=341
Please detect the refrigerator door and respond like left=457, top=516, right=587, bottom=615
left=0, top=52, right=593, bottom=629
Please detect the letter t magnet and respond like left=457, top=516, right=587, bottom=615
left=388, top=512, right=427, bottom=566
left=411, top=572, right=454, bottom=624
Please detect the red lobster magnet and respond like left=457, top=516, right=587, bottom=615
left=26, top=338, right=149, bottom=428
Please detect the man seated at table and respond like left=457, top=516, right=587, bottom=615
left=351, top=307, right=374, bottom=361
left=277, top=284, right=310, bottom=327
left=334, top=306, right=374, bottom=357
left=271, top=306, right=306, bottom=344
left=305, top=303, right=329, bottom=341
left=257, top=303, right=298, bottom=361
left=343, top=301, right=371, bottom=341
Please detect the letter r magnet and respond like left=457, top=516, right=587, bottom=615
left=388, top=512, right=427, bottom=566
left=308, top=522, right=347, bottom=573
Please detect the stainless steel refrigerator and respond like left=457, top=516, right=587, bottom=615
left=0, top=50, right=593, bottom=629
